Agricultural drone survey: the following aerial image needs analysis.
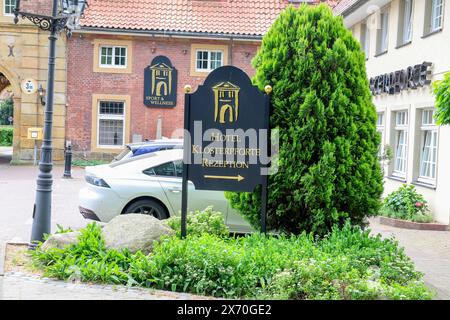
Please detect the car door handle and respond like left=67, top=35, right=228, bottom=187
left=168, top=187, right=181, bottom=193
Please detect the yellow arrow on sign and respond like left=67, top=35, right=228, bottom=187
left=204, top=174, right=244, bottom=182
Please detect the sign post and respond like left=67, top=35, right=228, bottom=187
left=181, top=66, right=271, bottom=237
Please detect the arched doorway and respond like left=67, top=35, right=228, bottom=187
left=0, top=66, right=21, bottom=165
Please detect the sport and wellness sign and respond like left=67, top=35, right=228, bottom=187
left=181, top=66, right=271, bottom=236
left=144, top=56, right=177, bottom=107
left=369, top=62, right=432, bottom=95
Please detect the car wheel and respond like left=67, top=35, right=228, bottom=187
left=124, top=199, right=168, bottom=220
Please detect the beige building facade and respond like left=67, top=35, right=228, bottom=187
left=0, top=0, right=67, bottom=163
left=335, top=0, right=450, bottom=224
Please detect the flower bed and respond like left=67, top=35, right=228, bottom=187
left=379, top=216, right=448, bottom=231
left=379, top=185, right=434, bottom=223
left=30, top=210, right=433, bottom=300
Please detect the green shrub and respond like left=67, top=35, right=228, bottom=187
left=225, top=4, right=383, bottom=236
left=0, top=126, right=13, bottom=146
left=433, top=71, right=450, bottom=125
left=166, top=206, right=229, bottom=237
left=380, top=185, right=433, bottom=223
left=32, top=222, right=432, bottom=300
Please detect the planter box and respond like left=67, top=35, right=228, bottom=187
left=379, top=216, right=449, bottom=231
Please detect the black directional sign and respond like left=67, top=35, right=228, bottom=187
left=184, top=66, right=269, bottom=192
left=144, top=56, right=177, bottom=108
left=180, top=66, right=272, bottom=237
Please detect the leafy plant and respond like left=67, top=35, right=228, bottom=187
left=433, top=71, right=450, bottom=125
left=380, top=184, right=433, bottom=223
left=166, top=206, right=229, bottom=237
left=0, top=126, right=13, bottom=146
left=225, top=4, right=383, bottom=236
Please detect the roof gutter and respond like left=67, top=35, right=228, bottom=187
left=335, top=0, right=369, bottom=17
left=75, top=26, right=263, bottom=42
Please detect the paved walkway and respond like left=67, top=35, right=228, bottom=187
left=0, top=272, right=208, bottom=300
left=0, top=162, right=89, bottom=245
left=369, top=218, right=450, bottom=299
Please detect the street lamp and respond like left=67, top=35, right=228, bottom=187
left=14, top=0, right=88, bottom=248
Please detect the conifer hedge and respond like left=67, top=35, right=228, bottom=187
left=225, top=4, right=383, bottom=235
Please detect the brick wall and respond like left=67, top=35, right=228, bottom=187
left=66, top=33, right=259, bottom=158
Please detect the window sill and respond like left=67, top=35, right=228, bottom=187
left=422, top=28, right=443, bottom=39
left=387, top=175, right=407, bottom=183
left=374, top=50, right=388, bottom=58
left=412, top=179, right=436, bottom=190
left=395, top=41, right=412, bottom=49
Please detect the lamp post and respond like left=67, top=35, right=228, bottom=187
left=14, top=0, right=88, bottom=248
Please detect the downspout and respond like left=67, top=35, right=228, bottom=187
left=229, top=37, right=234, bottom=66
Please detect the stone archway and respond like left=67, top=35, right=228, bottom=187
left=0, top=65, right=22, bottom=164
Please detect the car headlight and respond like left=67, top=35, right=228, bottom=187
left=85, top=175, right=111, bottom=188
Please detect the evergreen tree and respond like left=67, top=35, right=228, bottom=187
left=225, top=4, right=383, bottom=236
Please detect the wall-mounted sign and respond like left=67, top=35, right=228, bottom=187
left=180, top=66, right=272, bottom=237
left=144, top=56, right=177, bottom=107
left=27, top=127, right=43, bottom=140
left=21, top=79, right=37, bottom=94
left=369, top=62, right=432, bottom=95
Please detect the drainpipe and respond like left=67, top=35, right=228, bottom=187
left=229, top=37, right=234, bottom=66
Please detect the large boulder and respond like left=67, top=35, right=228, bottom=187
left=41, top=231, right=80, bottom=251
left=103, top=214, right=174, bottom=254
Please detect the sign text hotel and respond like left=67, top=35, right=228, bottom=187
left=369, top=62, right=432, bottom=95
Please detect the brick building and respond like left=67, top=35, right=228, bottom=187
left=67, top=0, right=339, bottom=159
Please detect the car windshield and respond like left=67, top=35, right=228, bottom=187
left=113, top=146, right=131, bottom=162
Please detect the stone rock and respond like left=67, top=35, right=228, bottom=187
left=41, top=231, right=80, bottom=251
left=102, top=214, right=175, bottom=254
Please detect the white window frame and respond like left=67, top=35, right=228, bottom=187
left=402, top=0, right=413, bottom=43
left=97, top=100, right=126, bottom=149
left=393, top=111, right=408, bottom=178
left=3, top=0, right=16, bottom=16
left=195, top=49, right=224, bottom=72
left=431, top=0, right=444, bottom=32
left=361, top=21, right=370, bottom=59
left=99, top=46, right=128, bottom=69
left=376, top=112, right=385, bottom=156
left=378, top=10, right=389, bottom=54
left=418, top=109, right=438, bottom=184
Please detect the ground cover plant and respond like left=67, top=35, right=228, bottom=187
left=226, top=4, right=383, bottom=236
left=379, top=185, right=433, bottom=223
left=31, top=210, right=432, bottom=300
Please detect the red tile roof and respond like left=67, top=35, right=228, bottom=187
left=81, top=0, right=341, bottom=37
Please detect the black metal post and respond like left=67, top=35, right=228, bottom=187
left=63, top=145, right=72, bottom=178
left=29, top=0, right=59, bottom=248
left=181, top=87, right=192, bottom=239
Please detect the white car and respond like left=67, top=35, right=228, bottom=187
left=79, top=149, right=252, bottom=233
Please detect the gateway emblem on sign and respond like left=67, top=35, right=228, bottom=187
left=212, top=81, right=240, bottom=123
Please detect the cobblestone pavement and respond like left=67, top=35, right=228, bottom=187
left=0, top=162, right=90, bottom=245
left=369, top=217, right=450, bottom=300
left=0, top=272, right=210, bottom=300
